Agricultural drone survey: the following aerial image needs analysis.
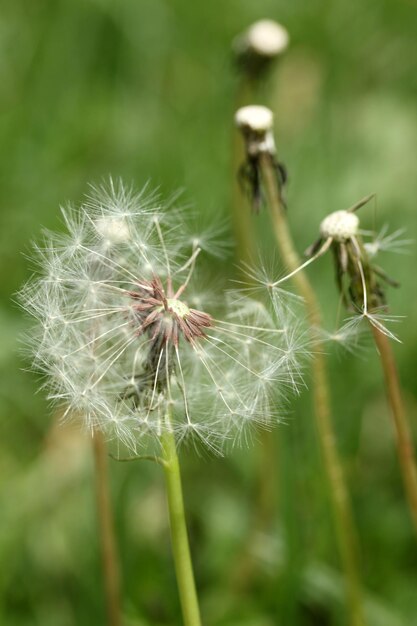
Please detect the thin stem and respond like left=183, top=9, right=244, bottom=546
left=229, top=82, right=282, bottom=592
left=371, top=325, right=417, bottom=535
left=231, top=82, right=257, bottom=267
left=92, top=430, right=123, bottom=626
left=109, top=453, right=167, bottom=466
left=272, top=236, right=333, bottom=287
left=161, top=410, right=202, bottom=626
left=259, top=152, right=365, bottom=626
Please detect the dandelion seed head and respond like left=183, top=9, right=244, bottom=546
left=19, top=181, right=304, bottom=453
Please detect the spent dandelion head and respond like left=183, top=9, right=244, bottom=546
left=235, top=105, right=288, bottom=213
left=272, top=194, right=403, bottom=342
left=233, top=19, right=289, bottom=78
left=19, top=180, right=304, bottom=453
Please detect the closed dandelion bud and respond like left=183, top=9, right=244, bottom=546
left=20, top=180, right=304, bottom=453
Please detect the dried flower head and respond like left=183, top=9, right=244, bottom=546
left=319, top=210, right=360, bottom=242
left=275, top=194, right=403, bottom=341
left=20, top=181, right=304, bottom=453
left=235, top=105, right=288, bottom=213
left=233, top=19, right=289, bottom=76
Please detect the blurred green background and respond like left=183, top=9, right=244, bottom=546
left=1, top=0, right=417, bottom=624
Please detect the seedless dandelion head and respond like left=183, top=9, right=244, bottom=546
left=292, top=194, right=402, bottom=342
left=320, top=210, right=359, bottom=242
left=235, top=104, right=288, bottom=213
left=20, top=180, right=304, bottom=453
left=235, top=105, right=276, bottom=160
left=235, top=105, right=274, bottom=134
left=244, top=20, right=289, bottom=57
left=233, top=20, right=289, bottom=77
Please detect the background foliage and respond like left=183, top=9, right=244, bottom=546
left=1, top=1, right=417, bottom=624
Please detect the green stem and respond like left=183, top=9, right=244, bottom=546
left=371, top=324, right=417, bottom=536
left=231, top=81, right=257, bottom=267
left=259, top=153, right=365, bottom=626
left=230, top=86, right=280, bottom=593
left=161, top=414, right=202, bottom=626
left=92, top=430, right=123, bottom=626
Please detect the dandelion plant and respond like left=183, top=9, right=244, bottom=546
left=19, top=181, right=305, bottom=626
left=229, top=25, right=291, bottom=582
left=296, top=197, right=417, bottom=537
left=235, top=105, right=365, bottom=626
left=231, top=20, right=290, bottom=267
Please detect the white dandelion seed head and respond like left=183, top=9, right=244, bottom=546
left=320, top=210, right=359, bottom=242
left=19, top=181, right=304, bottom=453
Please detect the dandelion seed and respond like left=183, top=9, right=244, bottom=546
left=363, top=224, right=412, bottom=258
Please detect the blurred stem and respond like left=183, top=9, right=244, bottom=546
left=259, top=153, right=365, bottom=626
left=161, top=410, right=202, bottom=626
left=371, top=325, right=417, bottom=535
left=92, top=430, right=123, bottom=626
left=231, top=80, right=257, bottom=267
left=230, top=78, right=280, bottom=592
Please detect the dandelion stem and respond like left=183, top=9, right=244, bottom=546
left=259, top=152, right=365, bottom=626
left=231, top=83, right=257, bottom=267
left=161, top=409, right=202, bottom=626
left=371, top=325, right=417, bottom=535
left=92, top=430, right=123, bottom=626
left=109, top=453, right=167, bottom=466
left=230, top=86, right=282, bottom=582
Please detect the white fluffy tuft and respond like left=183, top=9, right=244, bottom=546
left=19, top=181, right=304, bottom=453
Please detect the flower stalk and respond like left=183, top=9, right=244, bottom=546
left=371, top=326, right=417, bottom=534
left=229, top=29, right=290, bottom=589
left=261, top=154, right=364, bottom=626
left=161, top=408, right=202, bottom=626
left=297, top=188, right=417, bottom=538
left=235, top=106, right=365, bottom=626
left=92, top=430, right=123, bottom=626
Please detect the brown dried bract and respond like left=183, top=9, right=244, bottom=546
left=129, top=276, right=212, bottom=347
